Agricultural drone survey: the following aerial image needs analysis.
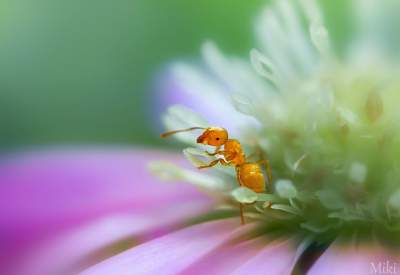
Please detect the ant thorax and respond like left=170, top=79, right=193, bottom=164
left=223, top=139, right=246, bottom=165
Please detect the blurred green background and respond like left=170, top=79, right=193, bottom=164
left=0, top=0, right=348, bottom=150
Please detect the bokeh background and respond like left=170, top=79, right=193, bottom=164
left=0, top=0, right=348, bottom=151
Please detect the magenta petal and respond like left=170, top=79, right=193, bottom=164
left=308, top=241, right=400, bottom=275
left=17, top=214, right=144, bottom=275
left=18, top=199, right=211, bottom=275
left=0, top=148, right=207, bottom=234
left=0, top=148, right=210, bottom=274
left=79, top=219, right=246, bottom=275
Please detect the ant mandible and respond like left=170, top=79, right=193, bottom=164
left=161, top=126, right=273, bottom=225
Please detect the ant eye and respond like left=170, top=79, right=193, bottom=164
left=216, top=138, right=220, bottom=140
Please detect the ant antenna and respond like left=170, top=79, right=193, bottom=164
left=160, top=127, right=205, bottom=138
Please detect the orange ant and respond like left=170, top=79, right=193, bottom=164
left=161, top=126, right=273, bottom=225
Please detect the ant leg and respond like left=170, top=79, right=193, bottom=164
left=235, top=167, right=242, bottom=186
left=235, top=167, right=245, bottom=225
left=205, top=146, right=223, bottom=156
left=198, top=159, right=220, bottom=169
left=198, top=158, right=230, bottom=169
left=197, top=158, right=228, bottom=169
left=218, top=159, right=230, bottom=166
left=239, top=203, right=245, bottom=225
left=257, top=159, right=273, bottom=190
left=205, top=150, right=224, bottom=156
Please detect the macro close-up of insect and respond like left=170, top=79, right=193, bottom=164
left=5, top=0, right=400, bottom=273
left=161, top=126, right=273, bottom=225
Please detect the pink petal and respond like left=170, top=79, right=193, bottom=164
left=178, top=237, right=266, bottom=274
left=229, top=239, right=299, bottom=275
left=79, top=219, right=249, bottom=275
left=0, top=148, right=210, bottom=275
left=308, top=241, right=400, bottom=275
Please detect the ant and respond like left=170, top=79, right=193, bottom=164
left=161, top=126, right=273, bottom=225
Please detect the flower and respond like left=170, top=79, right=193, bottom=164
left=151, top=0, right=400, bottom=273
left=4, top=149, right=396, bottom=275
left=4, top=0, right=400, bottom=274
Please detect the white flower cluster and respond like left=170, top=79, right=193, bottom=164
left=152, top=0, right=400, bottom=239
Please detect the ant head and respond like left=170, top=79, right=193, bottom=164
left=197, top=127, right=228, bottom=146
